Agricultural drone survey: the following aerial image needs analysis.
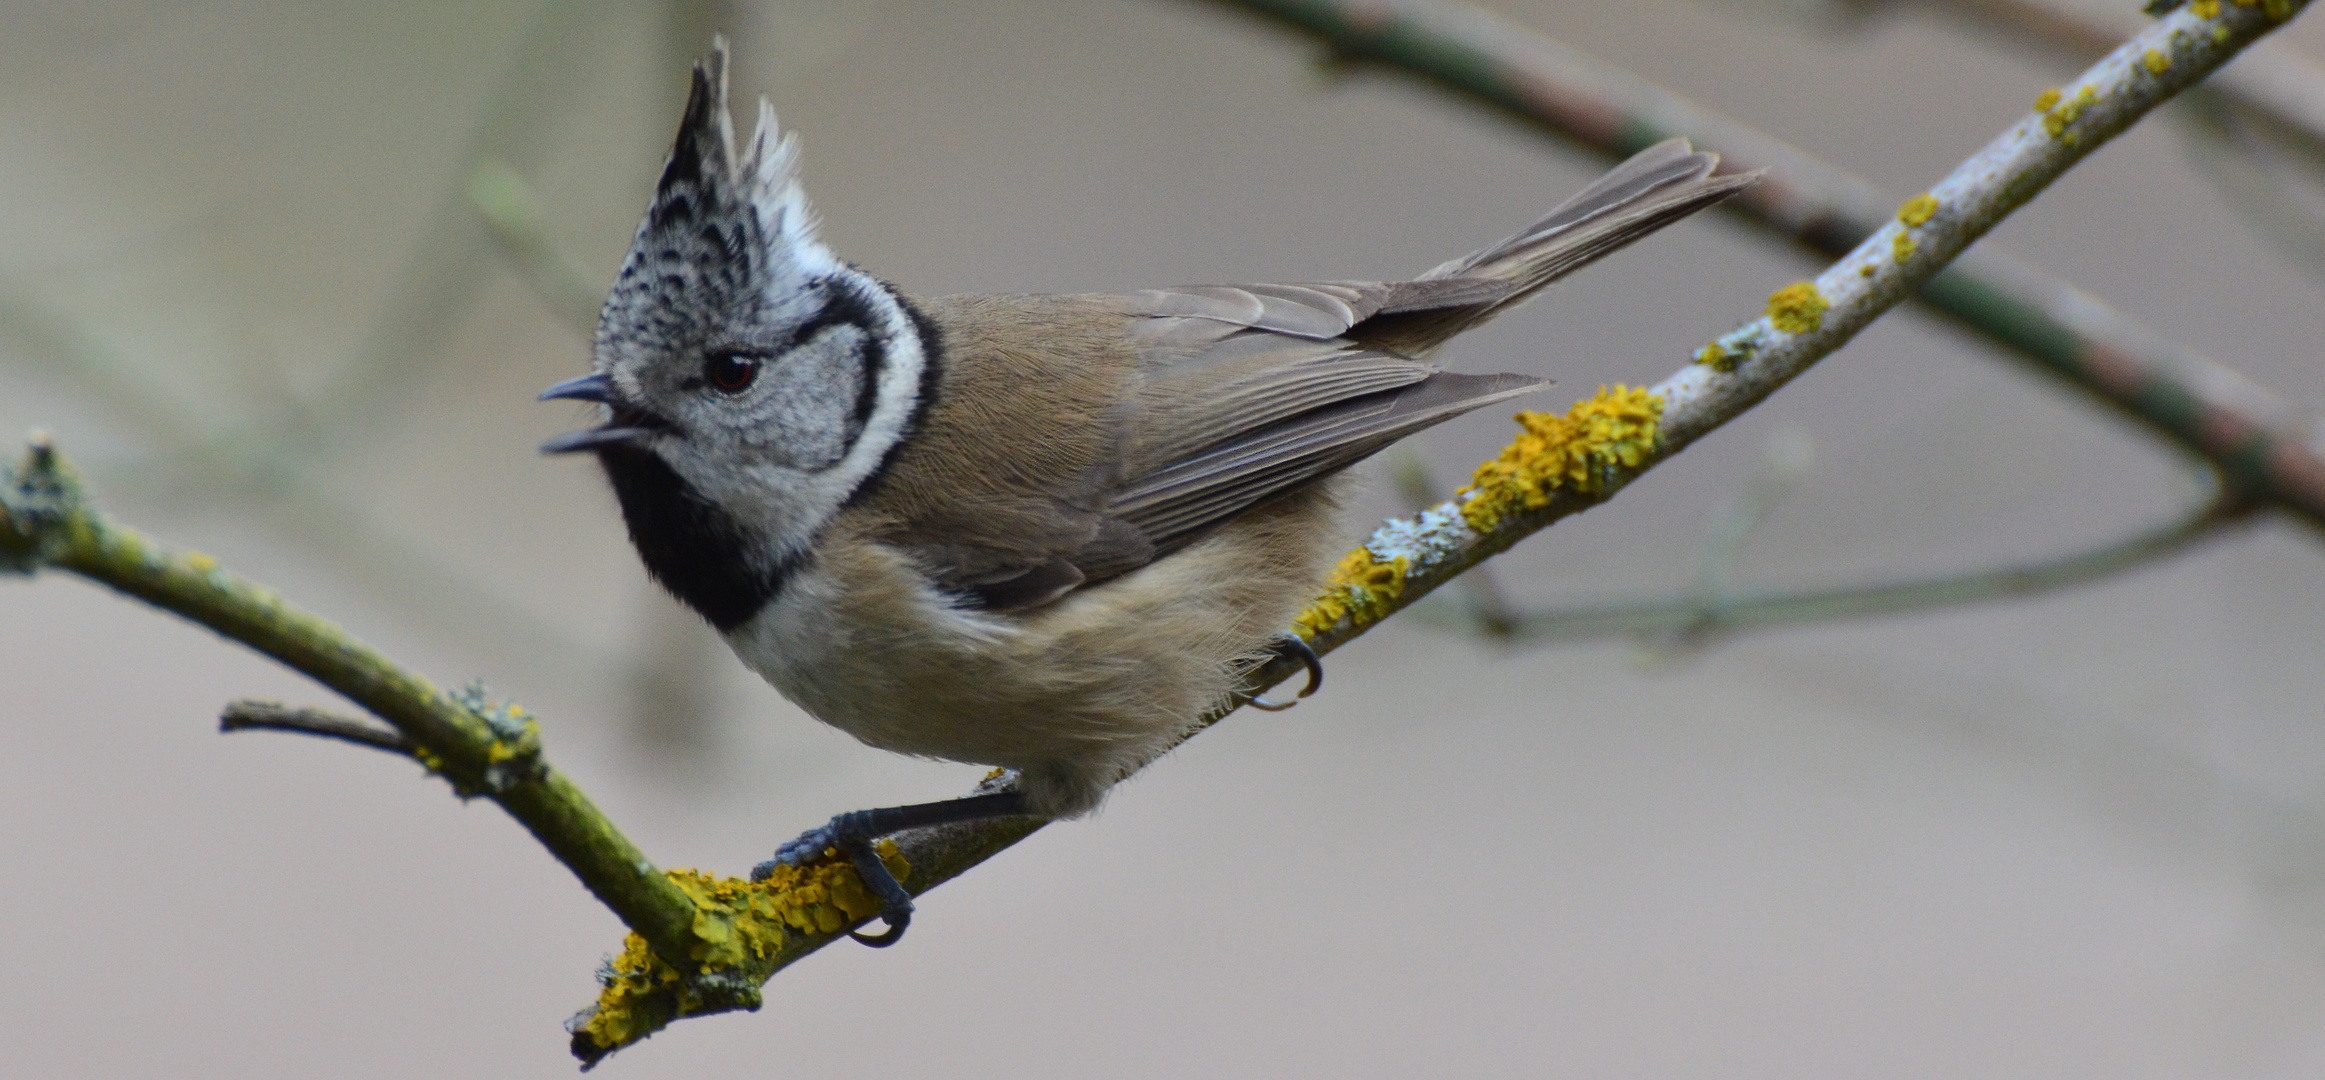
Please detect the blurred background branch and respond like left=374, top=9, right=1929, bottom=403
left=1202, top=0, right=2325, bottom=525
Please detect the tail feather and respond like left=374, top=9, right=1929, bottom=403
left=1415, top=137, right=1758, bottom=327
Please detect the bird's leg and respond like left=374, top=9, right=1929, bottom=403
left=1248, top=631, right=1325, bottom=711
left=751, top=790, right=1034, bottom=947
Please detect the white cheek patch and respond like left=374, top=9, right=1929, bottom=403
left=749, top=325, right=870, bottom=470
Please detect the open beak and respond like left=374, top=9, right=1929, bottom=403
left=538, top=372, right=613, bottom=403
left=538, top=372, right=659, bottom=454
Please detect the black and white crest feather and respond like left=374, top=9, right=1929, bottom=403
left=580, top=38, right=931, bottom=629
left=598, top=37, right=841, bottom=362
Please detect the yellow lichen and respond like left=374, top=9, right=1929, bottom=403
left=483, top=713, right=540, bottom=764
left=1892, top=231, right=1918, bottom=264
left=576, top=842, right=911, bottom=1054
left=2042, top=85, right=2100, bottom=140
left=2192, top=0, right=2220, bottom=15
left=1765, top=281, right=1828, bottom=335
left=1694, top=341, right=1724, bottom=367
left=1292, top=547, right=1409, bottom=637
left=1897, top=193, right=1938, bottom=227
left=2034, top=87, right=2061, bottom=112
left=2265, top=0, right=2292, bottom=18
left=2214, top=23, right=2233, bottom=42
left=1454, top=385, right=1663, bottom=532
left=2142, top=49, right=2171, bottom=75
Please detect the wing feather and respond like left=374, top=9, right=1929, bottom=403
left=1109, top=371, right=1542, bottom=553
left=872, top=139, right=1755, bottom=609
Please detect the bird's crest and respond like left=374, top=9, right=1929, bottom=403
left=644, top=36, right=836, bottom=280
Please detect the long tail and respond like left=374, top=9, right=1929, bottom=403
left=1386, top=139, right=1757, bottom=347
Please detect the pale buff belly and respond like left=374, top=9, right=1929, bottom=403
left=722, top=485, right=1346, bottom=816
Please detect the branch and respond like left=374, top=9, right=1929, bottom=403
left=1493, top=478, right=2246, bottom=647
left=565, top=0, right=2314, bottom=1062
left=1203, top=0, right=2325, bottom=526
left=3, top=0, right=2304, bottom=1064
left=0, top=434, right=717, bottom=1009
left=1902, top=0, right=2325, bottom=276
left=1915, top=0, right=2325, bottom=155
left=1399, top=433, right=2240, bottom=652
left=219, top=700, right=414, bottom=756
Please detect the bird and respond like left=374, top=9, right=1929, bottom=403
left=540, top=40, right=1756, bottom=946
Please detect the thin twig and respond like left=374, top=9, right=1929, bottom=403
left=467, top=161, right=607, bottom=336
left=1201, top=0, right=2325, bottom=526
left=220, top=700, right=414, bottom=756
left=295, top=0, right=625, bottom=446
left=1689, top=427, right=1816, bottom=609
left=1507, top=479, right=2244, bottom=646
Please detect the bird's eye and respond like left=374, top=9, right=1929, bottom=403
left=702, top=351, right=761, bottom=393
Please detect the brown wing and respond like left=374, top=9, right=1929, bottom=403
left=858, top=140, right=1754, bottom=609
left=853, top=292, right=1541, bottom=610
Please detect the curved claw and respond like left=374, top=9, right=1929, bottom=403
left=1277, top=632, right=1324, bottom=698
left=749, top=792, right=1031, bottom=947
left=1249, top=632, right=1324, bottom=710
left=849, top=913, right=911, bottom=947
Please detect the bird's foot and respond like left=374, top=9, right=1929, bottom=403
left=1249, top=631, right=1325, bottom=711
left=752, top=810, right=915, bottom=947
left=747, top=790, right=1034, bottom=948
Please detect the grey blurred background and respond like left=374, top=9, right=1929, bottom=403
left=5, top=0, right=2325, bottom=1075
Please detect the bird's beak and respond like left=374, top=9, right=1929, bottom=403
left=540, top=425, right=660, bottom=454
left=538, top=371, right=658, bottom=454
left=538, top=372, right=613, bottom=403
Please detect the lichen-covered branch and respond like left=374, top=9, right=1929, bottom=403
left=563, top=0, right=2313, bottom=1062
left=0, top=434, right=712, bottom=1003
left=1916, top=0, right=2325, bottom=157
left=1202, top=0, right=2325, bottom=526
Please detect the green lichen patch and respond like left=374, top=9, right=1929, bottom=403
left=449, top=681, right=544, bottom=795
left=572, top=842, right=911, bottom=1060
left=2142, top=48, right=2172, bottom=74
left=1892, top=231, right=1918, bottom=264
left=1765, top=282, right=1828, bottom=335
left=1454, top=385, right=1664, bottom=533
left=1, top=434, right=79, bottom=573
